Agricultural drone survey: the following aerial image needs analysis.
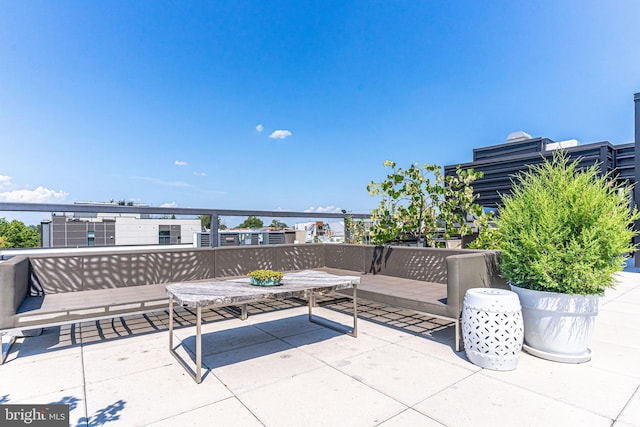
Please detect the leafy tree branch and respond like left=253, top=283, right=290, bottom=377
left=367, top=161, right=483, bottom=246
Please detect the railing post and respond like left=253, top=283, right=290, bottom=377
left=210, top=213, right=219, bottom=248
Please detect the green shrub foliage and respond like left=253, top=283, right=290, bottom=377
left=499, top=153, right=639, bottom=295
left=0, top=218, right=40, bottom=248
left=367, top=161, right=483, bottom=246
left=248, top=269, right=284, bottom=281
left=468, top=211, right=502, bottom=250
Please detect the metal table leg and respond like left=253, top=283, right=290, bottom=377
left=308, top=285, right=358, bottom=337
left=169, top=298, right=203, bottom=384
left=352, top=285, right=358, bottom=337
left=1, top=333, right=16, bottom=365
left=169, top=297, right=174, bottom=350
left=195, top=306, right=202, bottom=383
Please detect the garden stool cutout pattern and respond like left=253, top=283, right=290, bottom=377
left=462, top=288, right=523, bottom=371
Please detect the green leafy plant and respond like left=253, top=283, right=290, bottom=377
left=499, top=153, right=639, bottom=295
left=237, top=216, right=264, bottom=229
left=468, top=211, right=502, bottom=250
left=248, top=269, right=284, bottom=282
left=440, top=166, right=485, bottom=241
left=367, top=161, right=483, bottom=247
left=198, top=215, right=227, bottom=231
left=268, top=219, right=288, bottom=229
left=344, top=215, right=368, bottom=244
left=0, top=218, right=40, bottom=248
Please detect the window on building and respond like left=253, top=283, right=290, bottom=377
left=87, top=231, right=95, bottom=247
left=159, top=230, right=171, bottom=245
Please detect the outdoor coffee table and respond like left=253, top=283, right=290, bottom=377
left=166, top=270, right=359, bottom=383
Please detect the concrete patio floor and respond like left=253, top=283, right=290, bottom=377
left=2, top=270, right=639, bottom=427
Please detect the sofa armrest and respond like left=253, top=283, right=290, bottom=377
left=0, top=256, right=30, bottom=330
left=445, top=251, right=507, bottom=319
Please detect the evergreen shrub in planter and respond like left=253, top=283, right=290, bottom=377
left=499, top=153, right=639, bottom=362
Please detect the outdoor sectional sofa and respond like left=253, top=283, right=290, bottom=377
left=0, top=243, right=506, bottom=362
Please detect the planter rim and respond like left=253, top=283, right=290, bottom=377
left=509, top=283, right=600, bottom=314
left=508, top=282, right=603, bottom=298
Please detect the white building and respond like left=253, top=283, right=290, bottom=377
left=294, top=221, right=345, bottom=243
left=41, top=201, right=202, bottom=248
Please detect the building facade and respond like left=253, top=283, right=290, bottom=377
left=41, top=201, right=202, bottom=248
left=444, top=92, right=640, bottom=265
left=445, top=136, right=635, bottom=209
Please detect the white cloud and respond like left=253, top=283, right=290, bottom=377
left=193, top=172, right=207, bottom=177
left=0, top=186, right=69, bottom=203
left=0, top=175, right=68, bottom=203
left=175, top=160, right=188, bottom=167
left=269, top=130, right=292, bottom=140
left=256, top=124, right=264, bottom=133
left=0, top=175, right=12, bottom=190
left=134, top=176, right=190, bottom=187
left=304, top=205, right=342, bottom=214
left=160, top=202, right=178, bottom=208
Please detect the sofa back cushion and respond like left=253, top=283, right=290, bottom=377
left=29, top=249, right=216, bottom=293
left=363, top=246, right=469, bottom=284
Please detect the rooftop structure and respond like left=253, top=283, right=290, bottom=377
left=194, top=229, right=303, bottom=247
left=445, top=93, right=639, bottom=210
left=444, top=135, right=635, bottom=209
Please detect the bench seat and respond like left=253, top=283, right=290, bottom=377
left=319, top=267, right=448, bottom=318
left=13, top=267, right=450, bottom=331
left=14, top=284, right=170, bottom=330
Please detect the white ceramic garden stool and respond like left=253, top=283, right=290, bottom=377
left=462, top=288, right=524, bottom=371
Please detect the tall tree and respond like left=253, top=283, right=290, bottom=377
left=0, top=218, right=40, bottom=248
left=197, top=215, right=227, bottom=230
left=268, top=219, right=288, bottom=229
left=237, top=216, right=264, bottom=229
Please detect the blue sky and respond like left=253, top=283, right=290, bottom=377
left=1, top=1, right=639, bottom=226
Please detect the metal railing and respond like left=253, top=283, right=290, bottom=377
left=0, top=202, right=371, bottom=249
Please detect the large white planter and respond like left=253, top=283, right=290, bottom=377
left=509, top=284, right=600, bottom=363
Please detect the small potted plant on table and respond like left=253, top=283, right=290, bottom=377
left=248, top=269, right=284, bottom=286
left=498, top=153, right=639, bottom=363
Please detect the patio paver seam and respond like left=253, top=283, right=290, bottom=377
left=373, top=407, right=445, bottom=427
left=473, top=369, right=619, bottom=423
left=211, top=343, right=331, bottom=395
left=283, top=329, right=395, bottom=366
left=320, top=343, right=430, bottom=409
left=411, top=368, right=481, bottom=407
left=612, top=383, right=640, bottom=425
left=395, top=340, right=478, bottom=372
left=79, top=323, right=89, bottom=427
left=232, top=396, right=268, bottom=427
left=580, top=347, right=640, bottom=380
